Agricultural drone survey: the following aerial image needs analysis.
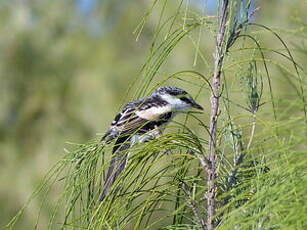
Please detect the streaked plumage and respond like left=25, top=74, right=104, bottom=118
left=100, top=86, right=203, bottom=201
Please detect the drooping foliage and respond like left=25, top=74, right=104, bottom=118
left=4, top=0, right=307, bottom=230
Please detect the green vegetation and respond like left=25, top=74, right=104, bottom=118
left=1, top=0, right=306, bottom=229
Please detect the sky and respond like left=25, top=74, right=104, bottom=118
left=75, top=0, right=257, bottom=36
left=77, top=0, right=219, bottom=15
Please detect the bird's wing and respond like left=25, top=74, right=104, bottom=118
left=103, top=96, right=172, bottom=141
left=102, top=98, right=151, bottom=142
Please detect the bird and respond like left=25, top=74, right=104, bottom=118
left=100, top=86, right=203, bottom=201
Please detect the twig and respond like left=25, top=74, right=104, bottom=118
left=246, top=112, right=257, bottom=150
left=206, top=1, right=229, bottom=229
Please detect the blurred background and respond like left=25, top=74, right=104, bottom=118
left=0, top=0, right=306, bottom=229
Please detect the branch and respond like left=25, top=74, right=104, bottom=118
left=206, top=1, right=229, bottom=229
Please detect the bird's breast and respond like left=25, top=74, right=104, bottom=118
left=136, top=105, right=172, bottom=120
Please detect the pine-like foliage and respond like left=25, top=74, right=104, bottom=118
left=7, top=1, right=307, bottom=229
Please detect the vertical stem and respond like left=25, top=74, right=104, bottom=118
left=206, top=1, right=229, bottom=229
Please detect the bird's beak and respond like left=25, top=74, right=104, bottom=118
left=192, top=101, right=204, bottom=110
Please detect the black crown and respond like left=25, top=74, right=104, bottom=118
left=153, top=86, right=188, bottom=96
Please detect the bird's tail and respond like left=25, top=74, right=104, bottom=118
left=100, top=135, right=130, bottom=201
left=100, top=152, right=129, bottom=201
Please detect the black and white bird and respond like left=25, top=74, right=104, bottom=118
left=100, top=86, right=203, bottom=201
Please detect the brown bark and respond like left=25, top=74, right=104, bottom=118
left=206, top=1, right=229, bottom=229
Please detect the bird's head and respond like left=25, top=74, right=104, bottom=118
left=152, top=86, right=203, bottom=111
